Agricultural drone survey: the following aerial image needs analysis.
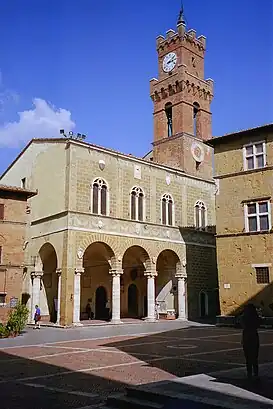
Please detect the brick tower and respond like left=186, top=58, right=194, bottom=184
left=150, top=9, right=214, bottom=179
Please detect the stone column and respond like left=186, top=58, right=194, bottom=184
left=110, top=270, right=123, bottom=324
left=56, top=269, right=62, bottom=325
left=31, top=271, right=43, bottom=323
left=176, top=275, right=187, bottom=320
left=73, top=267, right=84, bottom=326
left=144, top=271, right=157, bottom=322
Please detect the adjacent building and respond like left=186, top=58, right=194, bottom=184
left=0, top=13, right=218, bottom=326
left=0, top=184, right=37, bottom=322
left=206, top=124, right=273, bottom=317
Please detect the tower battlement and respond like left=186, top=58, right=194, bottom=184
left=156, top=25, right=206, bottom=53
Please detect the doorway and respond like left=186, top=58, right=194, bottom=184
left=199, top=291, right=208, bottom=318
left=128, top=284, right=138, bottom=317
left=95, top=286, right=107, bottom=319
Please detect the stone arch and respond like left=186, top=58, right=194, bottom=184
left=81, top=241, right=116, bottom=321
left=83, top=241, right=116, bottom=270
left=122, top=245, right=152, bottom=272
left=121, top=245, right=152, bottom=319
left=80, top=235, right=118, bottom=269
left=38, top=242, right=58, bottom=322
left=155, top=249, right=182, bottom=318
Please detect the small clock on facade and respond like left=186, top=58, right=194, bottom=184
left=162, top=52, right=177, bottom=73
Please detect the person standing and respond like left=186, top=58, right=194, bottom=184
left=106, top=299, right=111, bottom=321
left=241, top=303, right=261, bottom=380
left=34, top=305, right=41, bottom=329
left=86, top=302, right=93, bottom=320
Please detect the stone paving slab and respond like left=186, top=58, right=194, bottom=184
left=0, top=326, right=273, bottom=408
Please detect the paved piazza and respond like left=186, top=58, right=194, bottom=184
left=1, top=322, right=273, bottom=408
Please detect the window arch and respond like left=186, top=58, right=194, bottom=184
left=130, top=187, right=144, bottom=221
left=161, top=194, right=174, bottom=226
left=165, top=103, right=173, bottom=137
left=91, top=178, right=109, bottom=215
left=194, top=200, right=207, bottom=229
left=193, top=102, right=200, bottom=137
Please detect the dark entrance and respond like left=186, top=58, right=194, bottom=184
left=200, top=291, right=207, bottom=318
left=143, top=295, right=147, bottom=318
left=128, top=284, right=138, bottom=317
left=95, top=286, right=107, bottom=319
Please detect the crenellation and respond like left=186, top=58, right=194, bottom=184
left=166, top=29, right=176, bottom=39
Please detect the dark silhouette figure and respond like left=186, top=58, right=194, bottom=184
left=241, top=303, right=261, bottom=380
left=85, top=303, right=93, bottom=320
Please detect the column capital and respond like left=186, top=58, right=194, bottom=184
left=144, top=270, right=158, bottom=278
left=109, top=269, right=123, bottom=277
left=56, top=268, right=62, bottom=276
left=31, top=271, right=43, bottom=278
left=175, top=273, right=187, bottom=280
left=75, top=267, right=84, bottom=275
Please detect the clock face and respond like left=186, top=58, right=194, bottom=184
left=163, top=52, right=177, bottom=73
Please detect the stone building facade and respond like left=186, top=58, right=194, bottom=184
left=0, top=14, right=218, bottom=326
left=0, top=184, right=37, bottom=322
left=207, top=124, right=273, bottom=317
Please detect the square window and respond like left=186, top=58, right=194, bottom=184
left=243, top=142, right=266, bottom=171
left=246, top=157, right=254, bottom=170
left=260, top=215, right=269, bottom=231
left=245, top=201, right=270, bottom=233
left=259, top=202, right=268, bottom=213
left=256, top=267, right=270, bottom=284
left=246, top=146, right=253, bottom=155
left=247, top=204, right=257, bottom=215
left=255, top=144, right=263, bottom=154
left=0, top=293, right=6, bottom=304
left=257, top=155, right=265, bottom=168
left=248, top=216, right=258, bottom=232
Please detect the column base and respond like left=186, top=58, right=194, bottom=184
left=144, top=317, right=157, bottom=323
left=72, top=322, right=83, bottom=327
left=110, top=319, right=123, bottom=325
left=176, top=317, right=187, bottom=321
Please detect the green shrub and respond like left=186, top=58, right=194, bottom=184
left=0, top=323, right=8, bottom=338
left=5, top=304, right=29, bottom=336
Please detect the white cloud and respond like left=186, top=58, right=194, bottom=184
left=0, top=98, right=76, bottom=147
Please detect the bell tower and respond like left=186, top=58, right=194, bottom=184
left=150, top=8, right=214, bottom=179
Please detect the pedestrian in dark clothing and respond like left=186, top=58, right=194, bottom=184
left=86, top=303, right=93, bottom=320
left=34, top=305, right=41, bottom=329
left=241, top=303, right=261, bottom=380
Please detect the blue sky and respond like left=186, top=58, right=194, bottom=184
left=0, top=0, right=272, bottom=175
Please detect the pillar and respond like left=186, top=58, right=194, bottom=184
left=176, top=275, right=187, bottom=320
left=56, top=268, right=62, bottom=325
left=31, top=271, right=43, bottom=323
left=110, top=270, right=123, bottom=324
left=73, top=267, right=84, bottom=326
left=144, top=271, right=157, bottom=322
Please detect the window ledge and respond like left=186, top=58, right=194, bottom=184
left=216, top=229, right=273, bottom=238
left=215, top=164, right=273, bottom=180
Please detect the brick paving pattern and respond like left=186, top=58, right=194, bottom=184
left=1, top=326, right=273, bottom=408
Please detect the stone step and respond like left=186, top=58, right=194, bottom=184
left=126, top=386, right=223, bottom=408
left=106, top=393, right=163, bottom=409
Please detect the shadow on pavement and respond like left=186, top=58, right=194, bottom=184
left=0, top=326, right=273, bottom=408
